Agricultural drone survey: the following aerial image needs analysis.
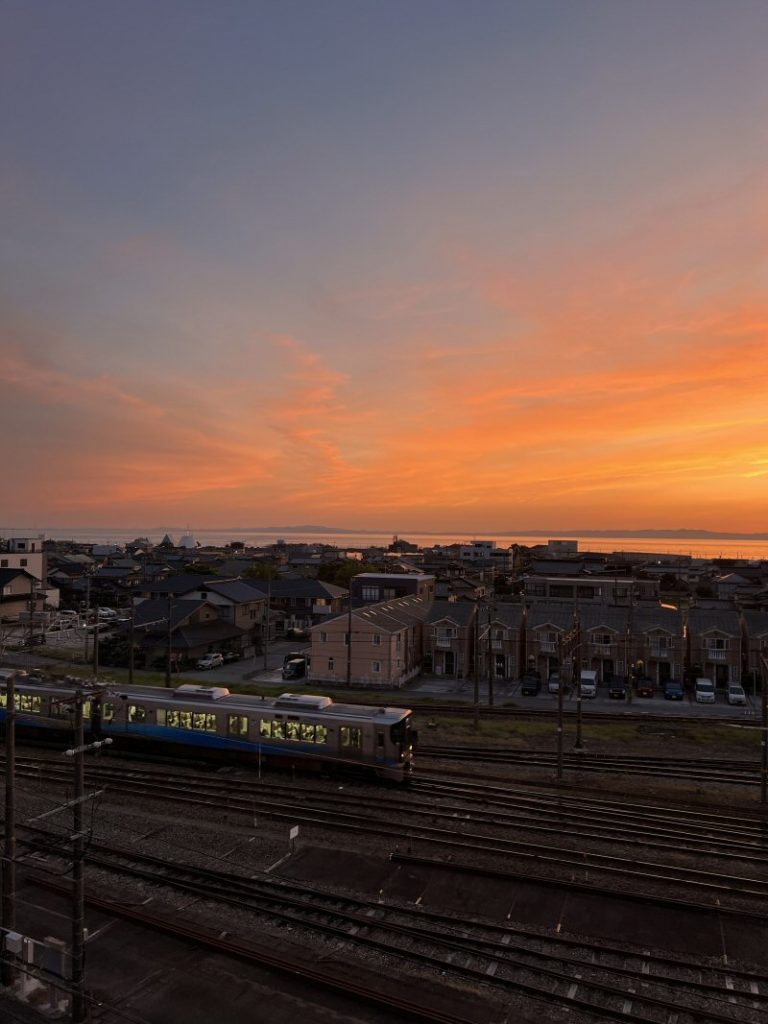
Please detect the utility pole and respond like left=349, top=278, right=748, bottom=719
left=82, top=575, right=90, bottom=665
left=556, top=636, right=564, bottom=783
left=70, top=692, right=86, bottom=1023
left=345, top=591, right=352, bottom=688
left=761, top=656, right=768, bottom=806
left=573, top=612, right=583, bottom=751
left=1, top=670, right=16, bottom=987
left=473, top=609, right=480, bottom=732
left=486, top=598, right=494, bottom=708
left=263, top=575, right=272, bottom=673
left=91, top=598, right=99, bottom=678
left=128, top=597, right=135, bottom=687
left=165, top=593, right=173, bottom=688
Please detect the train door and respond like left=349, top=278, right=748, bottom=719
left=375, top=728, right=386, bottom=764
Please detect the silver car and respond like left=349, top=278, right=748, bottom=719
left=727, top=684, right=747, bottom=706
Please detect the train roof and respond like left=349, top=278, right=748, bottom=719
left=4, top=675, right=411, bottom=723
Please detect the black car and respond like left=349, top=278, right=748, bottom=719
left=607, top=676, right=628, bottom=699
left=520, top=671, right=541, bottom=696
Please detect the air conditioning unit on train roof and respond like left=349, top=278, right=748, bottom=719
left=274, top=693, right=333, bottom=711
left=172, top=684, right=231, bottom=700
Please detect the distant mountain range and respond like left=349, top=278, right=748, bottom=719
left=209, top=525, right=768, bottom=540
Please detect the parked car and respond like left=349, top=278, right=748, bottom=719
left=222, top=650, right=241, bottom=663
left=520, top=671, right=541, bottom=696
left=579, top=670, right=598, bottom=698
left=636, top=676, right=655, bottom=698
left=98, top=607, right=119, bottom=620
left=664, top=680, right=685, bottom=700
left=547, top=672, right=561, bottom=694
left=607, top=676, right=628, bottom=700
left=694, top=677, right=716, bottom=703
left=727, top=684, right=747, bottom=706
left=196, top=653, right=224, bottom=670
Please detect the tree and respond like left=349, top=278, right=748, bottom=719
left=243, top=562, right=280, bottom=581
left=318, top=560, right=380, bottom=589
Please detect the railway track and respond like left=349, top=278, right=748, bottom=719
left=417, top=746, right=762, bottom=784
left=7, top=753, right=768, bottom=908
left=26, top=834, right=768, bottom=1024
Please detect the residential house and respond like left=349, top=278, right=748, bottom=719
left=246, top=579, right=347, bottom=636
left=0, top=569, right=44, bottom=622
left=630, top=606, right=684, bottom=686
left=686, top=608, right=742, bottom=687
left=350, top=572, right=435, bottom=608
left=477, top=603, right=525, bottom=682
left=740, top=611, right=768, bottom=689
left=525, top=605, right=575, bottom=679
left=424, top=600, right=478, bottom=678
left=131, top=598, right=245, bottom=669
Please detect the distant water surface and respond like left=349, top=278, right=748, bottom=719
left=6, top=527, right=768, bottom=560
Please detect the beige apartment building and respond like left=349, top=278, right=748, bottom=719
left=308, top=594, right=431, bottom=688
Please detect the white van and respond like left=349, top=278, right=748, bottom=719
left=580, top=670, right=598, bottom=698
left=695, top=677, right=715, bottom=703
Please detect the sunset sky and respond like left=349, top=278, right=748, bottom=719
left=3, top=0, right=768, bottom=533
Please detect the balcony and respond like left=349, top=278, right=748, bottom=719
left=539, top=641, right=557, bottom=654
left=312, top=604, right=333, bottom=615
left=649, top=644, right=671, bottom=658
left=706, top=648, right=728, bottom=661
left=436, top=638, right=455, bottom=649
left=491, top=639, right=504, bottom=651
left=592, top=644, right=614, bottom=656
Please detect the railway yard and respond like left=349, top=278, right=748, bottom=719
left=2, top=707, right=768, bottom=1024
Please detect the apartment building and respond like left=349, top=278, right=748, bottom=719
left=350, top=572, right=435, bottom=608
left=308, top=594, right=430, bottom=688
left=424, top=600, right=477, bottom=678
left=478, top=603, right=524, bottom=682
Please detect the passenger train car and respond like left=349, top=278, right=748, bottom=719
left=0, top=673, right=415, bottom=782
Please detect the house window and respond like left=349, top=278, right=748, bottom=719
left=344, top=632, right=350, bottom=645
left=361, top=586, right=379, bottom=601
left=372, top=660, right=381, bottom=673
left=593, top=634, right=613, bottom=646
left=328, top=657, right=334, bottom=671
left=320, top=631, right=328, bottom=642
left=707, top=638, right=728, bottom=650
left=0, top=560, right=6, bottom=568
left=549, top=584, right=574, bottom=598
left=372, top=633, right=381, bottom=646
left=576, top=585, right=598, bottom=599
left=20, top=559, right=27, bottom=567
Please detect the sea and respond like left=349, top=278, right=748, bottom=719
left=6, top=527, right=768, bottom=561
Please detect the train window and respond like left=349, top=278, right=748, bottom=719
left=315, top=724, right=328, bottom=745
left=271, top=721, right=286, bottom=739
left=300, top=723, right=315, bottom=742
left=201, top=713, right=216, bottom=732
left=192, top=712, right=207, bottom=730
left=165, top=709, right=179, bottom=728
left=228, top=715, right=248, bottom=738
left=259, top=719, right=271, bottom=739
left=82, top=701, right=91, bottom=719
left=102, top=702, right=115, bottom=723
left=340, top=726, right=362, bottom=749
left=16, top=694, right=42, bottom=714
left=286, top=720, right=300, bottom=741
left=156, top=709, right=167, bottom=725
left=178, top=711, right=193, bottom=730
left=128, top=705, right=146, bottom=723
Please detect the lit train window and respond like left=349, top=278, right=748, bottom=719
left=286, top=721, right=300, bottom=741
left=103, top=703, right=115, bottom=723
left=340, top=726, right=362, bottom=749
left=259, top=719, right=271, bottom=739
left=128, top=705, right=146, bottom=723
left=315, top=725, right=328, bottom=744
left=16, top=694, right=42, bottom=713
left=271, top=721, right=286, bottom=740
left=228, top=714, right=248, bottom=737
left=300, top=723, right=314, bottom=741
left=82, top=701, right=91, bottom=719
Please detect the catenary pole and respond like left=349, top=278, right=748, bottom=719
left=1, top=671, right=16, bottom=987
left=70, top=692, right=86, bottom=1023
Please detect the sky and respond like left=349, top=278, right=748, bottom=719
left=2, top=0, right=768, bottom=534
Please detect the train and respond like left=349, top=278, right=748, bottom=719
left=0, top=672, right=415, bottom=782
